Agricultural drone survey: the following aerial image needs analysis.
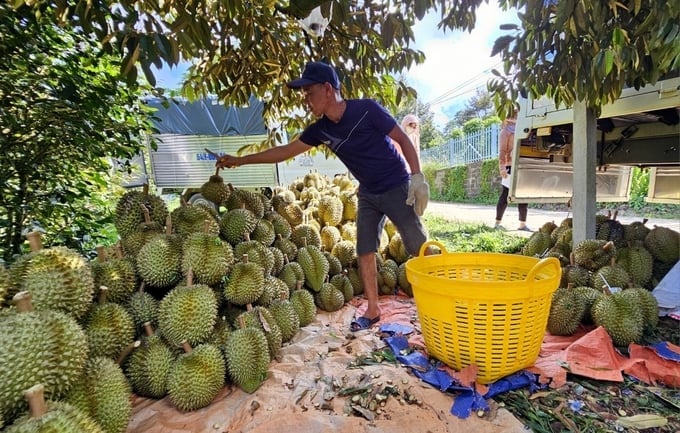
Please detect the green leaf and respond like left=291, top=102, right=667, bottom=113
left=604, top=50, right=614, bottom=75
left=491, top=35, right=514, bottom=56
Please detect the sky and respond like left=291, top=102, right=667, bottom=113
left=153, top=3, right=521, bottom=128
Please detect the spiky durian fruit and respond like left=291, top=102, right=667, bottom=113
left=274, top=234, right=298, bottom=263
left=224, top=255, right=265, bottom=306
left=219, top=207, right=258, bottom=246
left=520, top=231, right=553, bottom=257
left=166, top=342, right=226, bottom=412
left=620, top=288, right=659, bottom=330
left=591, top=291, right=644, bottom=346
left=572, top=286, right=602, bottom=325
left=315, top=282, right=345, bottom=312
left=339, top=190, right=358, bottom=222
left=596, top=211, right=625, bottom=244
left=12, top=234, right=95, bottom=320
left=269, top=246, right=285, bottom=276
left=91, top=247, right=137, bottom=304
left=225, top=323, right=269, bottom=393
left=278, top=261, right=305, bottom=291
left=4, top=385, right=104, bottom=433
left=560, top=253, right=590, bottom=288
left=290, top=282, right=317, bottom=327
left=589, top=259, right=631, bottom=291
left=182, top=232, right=234, bottom=286
left=573, top=240, right=616, bottom=271
left=397, top=262, right=413, bottom=297
left=291, top=224, right=321, bottom=249
left=256, top=275, right=289, bottom=307
left=331, top=239, right=357, bottom=268
left=279, top=202, right=304, bottom=227
left=200, top=171, right=231, bottom=205
left=157, top=277, right=218, bottom=347
left=268, top=297, right=300, bottom=343
left=125, top=286, right=159, bottom=336
left=83, top=289, right=135, bottom=361
left=298, top=244, right=329, bottom=292
left=207, top=317, right=233, bottom=358
left=224, top=187, right=265, bottom=218
left=623, top=218, right=650, bottom=242
left=644, top=226, right=680, bottom=264
left=252, top=218, right=276, bottom=246
left=616, top=243, right=654, bottom=288
left=266, top=211, right=292, bottom=239
left=550, top=217, right=573, bottom=244
left=546, top=287, right=587, bottom=336
left=119, top=205, right=164, bottom=259
left=125, top=324, right=175, bottom=399
left=378, top=265, right=398, bottom=296
left=330, top=271, right=354, bottom=303
left=234, top=240, right=275, bottom=276
left=1, top=293, right=88, bottom=426
left=323, top=251, right=343, bottom=277
left=235, top=306, right=282, bottom=360
left=171, top=203, right=220, bottom=239
left=0, top=265, right=11, bottom=308
left=340, top=221, right=358, bottom=243
left=347, top=266, right=364, bottom=296
left=320, top=224, right=342, bottom=252
left=387, top=232, right=410, bottom=264
left=114, top=189, right=168, bottom=239
left=64, top=356, right=132, bottom=433
left=317, top=195, right=343, bottom=227
left=136, top=222, right=183, bottom=290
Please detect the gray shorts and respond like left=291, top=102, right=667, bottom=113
left=356, top=181, right=428, bottom=256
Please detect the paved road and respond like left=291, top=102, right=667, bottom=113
left=424, top=201, right=680, bottom=234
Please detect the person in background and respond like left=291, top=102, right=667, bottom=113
left=495, top=113, right=531, bottom=231
left=392, top=114, right=420, bottom=172
left=215, top=61, right=430, bottom=331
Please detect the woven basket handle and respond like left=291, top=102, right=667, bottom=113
left=417, top=240, right=447, bottom=257
left=525, top=257, right=561, bottom=282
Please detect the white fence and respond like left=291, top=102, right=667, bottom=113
left=421, top=124, right=500, bottom=167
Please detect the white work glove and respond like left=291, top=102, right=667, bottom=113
left=406, top=173, right=429, bottom=216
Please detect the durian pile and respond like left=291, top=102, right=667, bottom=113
left=521, top=212, right=679, bottom=347
left=0, top=170, right=416, bottom=431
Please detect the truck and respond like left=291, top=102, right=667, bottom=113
left=119, top=96, right=349, bottom=205
left=509, top=75, right=680, bottom=205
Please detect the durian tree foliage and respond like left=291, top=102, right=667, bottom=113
left=10, top=0, right=489, bottom=150
left=488, top=0, right=680, bottom=116
left=0, top=4, right=154, bottom=262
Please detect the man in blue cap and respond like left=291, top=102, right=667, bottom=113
left=216, top=61, right=429, bottom=331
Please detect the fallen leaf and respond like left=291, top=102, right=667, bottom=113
left=615, top=414, right=668, bottom=430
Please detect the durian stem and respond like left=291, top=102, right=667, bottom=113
left=115, top=242, right=124, bottom=259
left=116, top=340, right=141, bottom=366
left=603, top=241, right=614, bottom=252
left=295, top=280, right=303, bottom=291
left=98, top=286, right=109, bottom=304
left=140, top=203, right=151, bottom=224
left=186, top=268, right=194, bottom=286
left=203, top=219, right=211, bottom=234
left=142, top=184, right=149, bottom=196
left=612, top=210, right=618, bottom=221
left=181, top=341, right=192, bottom=353
left=242, top=254, right=249, bottom=264
left=13, top=291, right=34, bottom=312
left=96, top=246, right=107, bottom=262
left=165, top=215, right=173, bottom=235
left=26, top=231, right=42, bottom=252
left=25, top=384, right=47, bottom=418
left=143, top=322, right=155, bottom=337
left=138, top=281, right=146, bottom=293
left=246, top=303, right=253, bottom=312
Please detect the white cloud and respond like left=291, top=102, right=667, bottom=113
left=407, top=3, right=520, bottom=125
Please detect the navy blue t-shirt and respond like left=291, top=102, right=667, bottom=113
left=298, top=99, right=410, bottom=194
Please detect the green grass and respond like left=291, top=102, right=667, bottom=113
left=422, top=215, right=527, bottom=254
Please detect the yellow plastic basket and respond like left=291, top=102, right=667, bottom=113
left=405, top=241, right=561, bottom=384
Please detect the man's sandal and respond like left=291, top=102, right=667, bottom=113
left=350, top=315, right=380, bottom=332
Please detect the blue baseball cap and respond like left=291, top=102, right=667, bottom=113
left=287, top=62, right=340, bottom=89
